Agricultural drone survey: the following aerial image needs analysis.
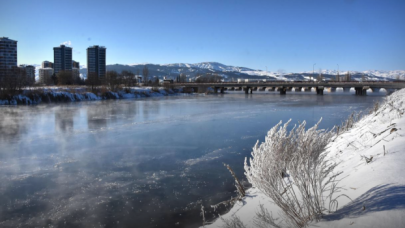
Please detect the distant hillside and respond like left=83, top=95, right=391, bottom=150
left=79, top=62, right=402, bottom=82
left=80, top=62, right=276, bottom=81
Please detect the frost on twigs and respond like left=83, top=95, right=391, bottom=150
left=211, top=164, right=246, bottom=211
left=224, top=163, right=245, bottom=197
left=254, top=204, right=282, bottom=228
left=361, top=155, right=373, bottom=164
left=201, top=205, right=206, bottom=227
left=244, top=119, right=340, bottom=228
left=335, top=111, right=363, bottom=136
left=220, top=215, right=248, bottom=228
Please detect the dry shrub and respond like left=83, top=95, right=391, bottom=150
left=244, top=119, right=341, bottom=227
left=220, top=215, right=247, bottom=228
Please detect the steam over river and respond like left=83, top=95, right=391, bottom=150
left=0, top=91, right=385, bottom=228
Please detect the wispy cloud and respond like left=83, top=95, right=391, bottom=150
left=61, top=41, right=72, bottom=46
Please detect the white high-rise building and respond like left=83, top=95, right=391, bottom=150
left=39, top=68, right=54, bottom=84
left=0, top=37, right=18, bottom=79
left=87, top=45, right=106, bottom=79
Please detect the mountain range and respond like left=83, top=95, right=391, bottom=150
left=35, top=62, right=404, bottom=81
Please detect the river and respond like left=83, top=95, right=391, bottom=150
left=0, top=91, right=385, bottom=228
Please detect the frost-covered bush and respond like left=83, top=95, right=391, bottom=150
left=335, top=111, right=363, bottom=136
left=220, top=215, right=247, bottom=228
left=244, top=119, right=338, bottom=227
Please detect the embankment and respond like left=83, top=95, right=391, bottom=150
left=0, top=87, right=184, bottom=105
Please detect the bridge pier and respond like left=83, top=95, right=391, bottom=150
left=244, top=87, right=253, bottom=94
left=181, top=82, right=404, bottom=96
left=327, top=87, right=337, bottom=92
left=192, top=87, right=199, bottom=93
left=316, top=86, right=324, bottom=95
left=385, top=88, right=397, bottom=95
left=279, top=87, right=287, bottom=95
left=355, top=86, right=369, bottom=96
left=197, top=86, right=209, bottom=93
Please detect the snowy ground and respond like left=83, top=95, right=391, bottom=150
left=0, top=87, right=183, bottom=105
left=204, top=89, right=405, bottom=228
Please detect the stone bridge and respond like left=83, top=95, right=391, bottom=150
left=177, top=81, right=405, bottom=95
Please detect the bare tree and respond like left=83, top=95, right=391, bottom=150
left=195, top=73, right=223, bottom=83
left=14, top=67, right=27, bottom=91
left=121, top=70, right=135, bottom=87
left=179, top=73, right=187, bottom=83
left=51, top=74, right=58, bottom=85
left=3, top=67, right=19, bottom=94
left=142, top=66, right=149, bottom=85
left=57, top=70, right=74, bottom=85
left=86, top=72, right=99, bottom=91
left=106, top=70, right=120, bottom=91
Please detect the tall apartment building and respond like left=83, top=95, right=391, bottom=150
left=53, top=45, right=72, bottom=75
left=42, top=61, right=53, bottom=68
left=0, top=37, right=18, bottom=79
left=87, top=45, right=106, bottom=79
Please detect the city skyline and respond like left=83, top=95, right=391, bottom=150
left=1, top=0, right=405, bottom=72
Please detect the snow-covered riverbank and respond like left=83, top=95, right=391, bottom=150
left=205, top=89, right=405, bottom=228
left=0, top=87, right=184, bottom=105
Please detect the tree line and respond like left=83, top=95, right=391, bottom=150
left=0, top=65, right=226, bottom=97
left=0, top=67, right=35, bottom=97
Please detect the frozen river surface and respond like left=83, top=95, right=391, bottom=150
left=0, top=91, right=385, bottom=228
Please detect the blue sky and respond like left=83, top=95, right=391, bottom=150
left=1, top=0, right=404, bottom=72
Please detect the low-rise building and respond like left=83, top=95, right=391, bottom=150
left=72, top=60, right=80, bottom=69
left=19, top=64, right=36, bottom=83
left=72, top=68, right=80, bottom=81
left=25, top=65, right=35, bottom=81
left=39, top=68, right=54, bottom=85
left=42, top=61, right=53, bottom=69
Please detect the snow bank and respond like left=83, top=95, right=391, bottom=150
left=0, top=87, right=183, bottom=105
left=205, top=89, right=405, bottom=228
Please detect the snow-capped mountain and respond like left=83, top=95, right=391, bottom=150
left=362, top=70, right=405, bottom=79
left=301, top=69, right=405, bottom=79
left=162, top=62, right=405, bottom=80
left=163, top=62, right=254, bottom=72
left=75, top=62, right=405, bottom=81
